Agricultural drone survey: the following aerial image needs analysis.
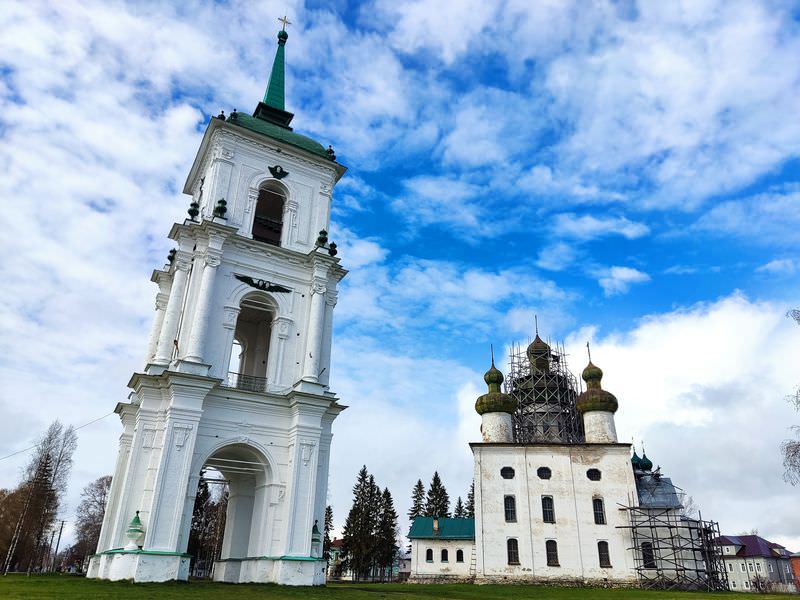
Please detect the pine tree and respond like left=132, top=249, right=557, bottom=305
left=376, top=488, right=398, bottom=581
left=408, top=479, right=426, bottom=521
left=466, top=481, right=475, bottom=518
left=342, top=466, right=381, bottom=581
left=323, top=505, right=333, bottom=561
left=453, top=496, right=465, bottom=518
left=424, top=471, right=450, bottom=518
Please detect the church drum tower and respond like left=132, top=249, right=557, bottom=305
left=87, top=26, right=346, bottom=585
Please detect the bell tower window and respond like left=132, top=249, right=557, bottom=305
left=252, top=184, right=286, bottom=246
left=227, top=294, right=274, bottom=392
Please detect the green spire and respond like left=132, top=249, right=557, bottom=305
left=263, top=28, right=288, bottom=110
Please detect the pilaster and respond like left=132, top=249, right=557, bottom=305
left=152, top=251, right=192, bottom=367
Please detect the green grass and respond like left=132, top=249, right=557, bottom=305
left=0, top=575, right=788, bottom=600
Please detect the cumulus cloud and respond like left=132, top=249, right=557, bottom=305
left=564, top=294, right=800, bottom=549
left=757, top=259, right=797, bottom=275
left=536, top=242, right=577, bottom=272
left=553, top=213, right=650, bottom=240
left=596, top=266, right=651, bottom=296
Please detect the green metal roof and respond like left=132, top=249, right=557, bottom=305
left=227, top=111, right=330, bottom=159
left=263, top=30, right=288, bottom=110
left=408, top=517, right=475, bottom=540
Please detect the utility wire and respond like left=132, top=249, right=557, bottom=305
left=0, top=412, right=115, bottom=463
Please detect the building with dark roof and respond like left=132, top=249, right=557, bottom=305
left=717, top=535, right=797, bottom=593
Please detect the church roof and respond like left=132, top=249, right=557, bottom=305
left=225, top=110, right=330, bottom=159
left=408, top=517, right=475, bottom=540
left=635, top=474, right=683, bottom=509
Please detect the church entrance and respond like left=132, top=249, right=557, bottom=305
left=189, top=444, right=273, bottom=579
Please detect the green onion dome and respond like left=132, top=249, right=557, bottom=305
left=475, top=361, right=518, bottom=415
left=640, top=452, right=653, bottom=472
left=631, top=449, right=643, bottom=470
left=575, top=361, right=619, bottom=414
left=526, top=334, right=550, bottom=371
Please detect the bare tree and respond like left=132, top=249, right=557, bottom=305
left=2, top=421, right=77, bottom=574
left=71, top=475, right=112, bottom=568
left=782, top=310, right=800, bottom=485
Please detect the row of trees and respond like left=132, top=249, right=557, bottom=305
left=340, top=466, right=399, bottom=581
left=408, top=472, right=474, bottom=520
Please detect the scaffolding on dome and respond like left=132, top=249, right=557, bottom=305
left=619, top=501, right=728, bottom=591
left=506, top=339, right=585, bottom=444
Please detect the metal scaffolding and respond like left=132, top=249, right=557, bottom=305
left=619, top=503, right=728, bottom=591
left=506, top=339, right=585, bottom=444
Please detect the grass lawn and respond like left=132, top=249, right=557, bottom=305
left=0, top=575, right=789, bottom=600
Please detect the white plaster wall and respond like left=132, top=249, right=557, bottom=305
left=481, top=413, right=513, bottom=443
left=473, top=443, right=638, bottom=583
left=411, top=539, right=473, bottom=577
left=583, top=411, right=617, bottom=443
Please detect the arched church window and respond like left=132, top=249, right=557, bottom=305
left=545, top=540, right=559, bottom=566
left=641, top=542, right=656, bottom=569
left=598, top=541, right=612, bottom=567
left=587, top=468, right=602, bottom=481
left=252, top=184, right=286, bottom=246
left=500, top=467, right=515, bottom=479
left=441, top=549, right=448, bottom=562
left=456, top=549, right=464, bottom=563
left=507, top=538, right=520, bottom=565
left=226, top=294, right=273, bottom=392
left=541, top=496, right=555, bottom=523
left=504, top=496, right=517, bottom=522
left=593, top=497, right=606, bottom=525
left=537, top=467, right=552, bottom=480
left=425, top=548, right=433, bottom=562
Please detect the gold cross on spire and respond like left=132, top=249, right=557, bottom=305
left=278, top=15, right=292, bottom=31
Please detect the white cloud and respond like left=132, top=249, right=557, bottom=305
left=536, top=242, right=577, bottom=271
left=564, top=294, right=800, bottom=548
left=757, top=259, right=797, bottom=275
left=554, top=213, right=650, bottom=240
left=596, top=266, right=651, bottom=296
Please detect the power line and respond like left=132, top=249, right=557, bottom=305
left=0, top=412, right=115, bottom=463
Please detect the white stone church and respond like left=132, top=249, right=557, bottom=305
left=409, top=338, right=727, bottom=589
left=88, top=26, right=343, bottom=585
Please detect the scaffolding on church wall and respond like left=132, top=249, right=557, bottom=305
left=506, top=340, right=585, bottom=444
left=619, top=503, right=728, bottom=591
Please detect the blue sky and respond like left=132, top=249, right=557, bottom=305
left=1, top=0, right=799, bottom=550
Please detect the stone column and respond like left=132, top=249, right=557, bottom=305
left=184, top=250, right=222, bottom=363
left=301, top=277, right=326, bottom=382
left=267, top=316, right=292, bottom=387
left=153, top=253, right=191, bottom=365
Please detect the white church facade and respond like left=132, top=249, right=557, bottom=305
left=410, top=338, right=727, bottom=589
left=87, top=26, right=345, bottom=585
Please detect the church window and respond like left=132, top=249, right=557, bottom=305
left=546, top=540, right=559, bottom=566
left=748, top=563, right=753, bottom=572
left=593, top=498, right=606, bottom=525
left=456, top=549, right=464, bottom=563
left=641, top=542, right=656, bottom=569
left=504, top=496, right=517, bottom=522
left=537, top=467, right=552, bottom=479
left=732, top=580, right=736, bottom=588
left=252, top=184, right=286, bottom=246
left=425, top=548, right=433, bottom=562
left=587, top=468, right=601, bottom=481
left=728, top=564, right=733, bottom=572
left=740, top=564, right=745, bottom=572
left=597, top=541, right=611, bottom=568
left=441, top=549, right=448, bottom=562
left=744, top=581, right=749, bottom=589
left=756, top=563, right=761, bottom=572
left=541, top=496, right=555, bottom=523
left=507, top=539, right=520, bottom=565
left=500, top=466, right=515, bottom=479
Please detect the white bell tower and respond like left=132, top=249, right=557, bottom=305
left=88, top=25, right=346, bottom=585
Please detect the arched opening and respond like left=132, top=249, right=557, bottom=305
left=187, top=467, right=228, bottom=578
left=252, top=183, right=286, bottom=246
left=228, top=294, right=274, bottom=392
left=196, top=444, right=271, bottom=577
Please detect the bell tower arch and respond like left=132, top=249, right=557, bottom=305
left=88, top=23, right=346, bottom=586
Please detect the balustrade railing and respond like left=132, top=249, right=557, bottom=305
left=224, top=371, right=268, bottom=393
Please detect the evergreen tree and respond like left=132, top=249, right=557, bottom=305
left=408, top=479, right=426, bottom=521
left=342, top=466, right=381, bottom=580
left=323, top=505, right=333, bottom=561
left=424, top=471, right=450, bottom=518
left=376, top=488, right=398, bottom=581
left=466, top=481, right=475, bottom=518
left=453, top=496, right=465, bottom=518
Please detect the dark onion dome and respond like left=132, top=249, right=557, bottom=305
left=639, top=452, right=653, bottom=472
left=631, top=449, right=643, bottom=470
left=575, top=361, right=619, bottom=414
left=475, top=361, right=518, bottom=415
left=526, top=334, right=550, bottom=371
